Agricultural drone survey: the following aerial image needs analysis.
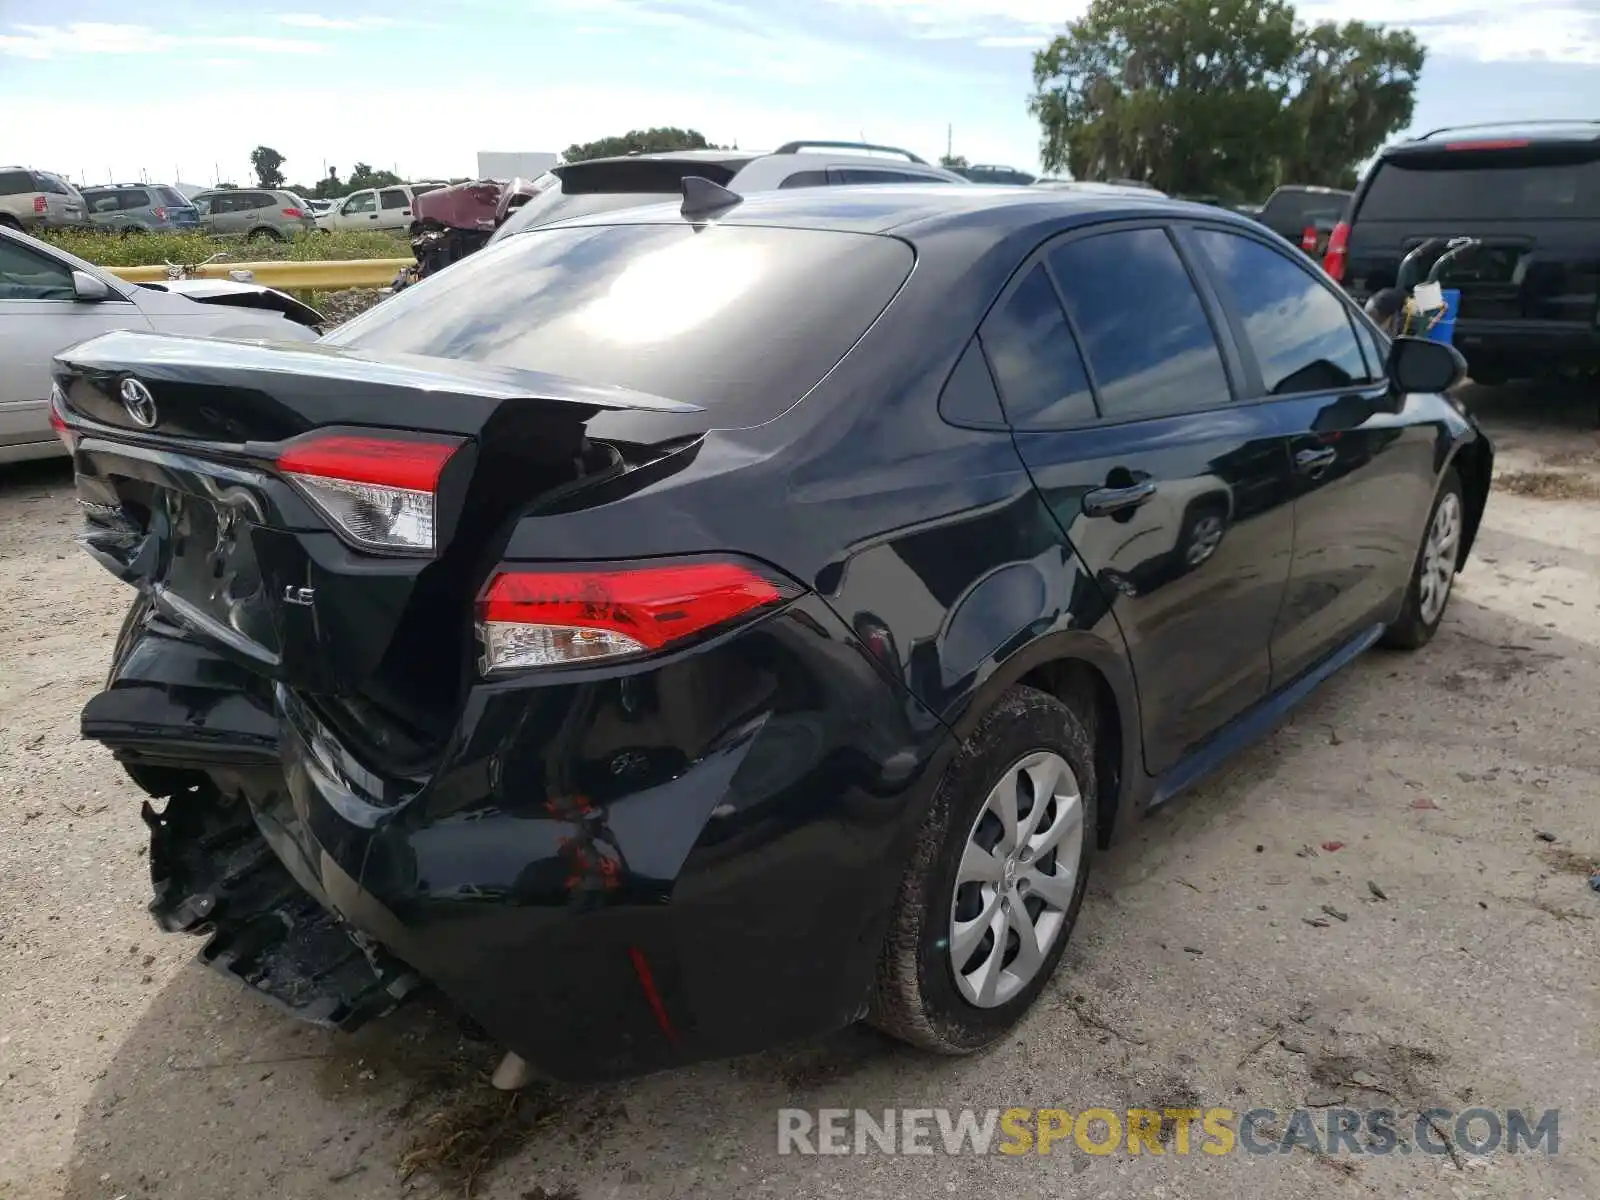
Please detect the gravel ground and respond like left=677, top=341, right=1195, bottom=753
left=2, top=383, right=1598, bottom=1200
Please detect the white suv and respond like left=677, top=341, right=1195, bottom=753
left=322, top=183, right=449, bottom=233
left=489, top=140, right=968, bottom=243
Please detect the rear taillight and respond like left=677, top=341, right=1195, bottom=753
left=276, top=431, right=463, bottom=553
left=282, top=207, right=304, bottom=218
left=48, top=384, right=77, bottom=453
left=1323, top=221, right=1351, bottom=283
left=476, top=558, right=798, bottom=674
left=153, top=207, right=167, bottom=220
left=1300, top=226, right=1318, bottom=252
left=33, top=196, right=46, bottom=213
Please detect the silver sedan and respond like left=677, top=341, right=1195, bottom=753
left=0, top=226, right=320, bottom=464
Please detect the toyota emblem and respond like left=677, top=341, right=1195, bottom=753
left=119, top=377, right=158, bottom=428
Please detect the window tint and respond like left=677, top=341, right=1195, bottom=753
left=379, top=188, right=409, bottom=210
left=154, top=186, right=189, bottom=207
left=37, top=173, right=75, bottom=196
left=979, top=263, right=1096, bottom=428
left=0, top=238, right=74, bottom=300
left=116, top=189, right=150, bottom=211
left=324, top=223, right=914, bottom=422
left=1193, top=229, right=1371, bottom=394
left=1049, top=228, right=1231, bottom=419
left=84, top=191, right=118, bottom=214
left=1354, top=313, right=1389, bottom=380
left=779, top=170, right=830, bottom=189
left=938, top=340, right=1006, bottom=427
left=1361, top=154, right=1600, bottom=221
left=0, top=170, right=31, bottom=196
left=246, top=192, right=276, bottom=209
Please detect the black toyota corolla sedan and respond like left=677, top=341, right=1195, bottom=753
left=52, top=182, right=1491, bottom=1084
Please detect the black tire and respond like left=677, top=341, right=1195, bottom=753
left=869, top=684, right=1096, bottom=1053
left=1382, top=466, right=1465, bottom=651
left=248, top=226, right=283, bottom=242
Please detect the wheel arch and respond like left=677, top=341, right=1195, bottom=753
left=1449, top=431, right=1493, bottom=566
left=946, top=630, right=1143, bottom=850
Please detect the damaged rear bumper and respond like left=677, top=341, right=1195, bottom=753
left=84, top=594, right=952, bottom=1083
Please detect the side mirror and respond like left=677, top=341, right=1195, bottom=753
left=70, top=271, right=111, bottom=302
left=1386, top=335, right=1466, bottom=395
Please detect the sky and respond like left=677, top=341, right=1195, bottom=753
left=2, top=0, right=1599, bottom=190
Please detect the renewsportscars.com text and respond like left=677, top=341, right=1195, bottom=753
left=776, top=1107, right=1560, bottom=1157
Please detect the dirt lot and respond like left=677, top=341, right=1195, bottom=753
left=3, top=383, right=1599, bottom=1200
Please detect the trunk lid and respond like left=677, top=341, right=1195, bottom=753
left=56, top=330, right=708, bottom=745
left=1345, top=140, right=1600, bottom=324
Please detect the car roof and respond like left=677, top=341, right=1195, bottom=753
left=541, top=182, right=1238, bottom=240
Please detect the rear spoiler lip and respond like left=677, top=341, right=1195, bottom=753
left=52, top=328, right=706, bottom=416
left=1383, top=140, right=1600, bottom=165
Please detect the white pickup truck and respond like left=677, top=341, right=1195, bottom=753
left=319, top=183, right=447, bottom=233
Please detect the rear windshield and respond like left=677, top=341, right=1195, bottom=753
left=1264, top=191, right=1348, bottom=225
left=324, top=223, right=913, bottom=420
left=153, top=186, right=190, bottom=207
left=493, top=185, right=681, bottom=239
left=1361, top=151, right=1600, bottom=221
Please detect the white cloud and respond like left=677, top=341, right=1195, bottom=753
left=828, top=0, right=1600, bottom=64
left=276, top=13, right=396, bottom=31
left=976, top=35, right=1049, bottom=49
left=0, top=22, right=327, bottom=58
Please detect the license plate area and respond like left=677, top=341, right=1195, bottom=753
left=150, top=482, right=282, bottom=665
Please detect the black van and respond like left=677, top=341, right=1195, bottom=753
left=1327, top=121, right=1600, bottom=385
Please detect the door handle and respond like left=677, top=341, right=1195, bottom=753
left=1295, top=446, right=1337, bottom=474
left=1082, top=480, right=1157, bottom=517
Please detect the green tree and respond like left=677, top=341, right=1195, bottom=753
left=562, top=127, right=719, bottom=162
left=940, top=153, right=970, bottom=169
left=1029, top=0, right=1422, bottom=199
left=309, top=168, right=345, bottom=199
left=345, top=162, right=404, bottom=190
left=1278, top=20, right=1425, bottom=189
left=250, top=145, right=286, bottom=189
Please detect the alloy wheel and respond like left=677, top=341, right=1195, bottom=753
left=948, top=750, right=1084, bottom=1008
left=1418, top=491, right=1462, bottom=626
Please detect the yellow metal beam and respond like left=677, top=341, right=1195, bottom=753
left=108, top=259, right=413, bottom=288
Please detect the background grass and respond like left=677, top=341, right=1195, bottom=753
left=37, top=228, right=408, bottom=266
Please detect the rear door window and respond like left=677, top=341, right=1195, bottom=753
left=1048, top=227, right=1233, bottom=420
left=0, top=170, right=31, bottom=196
left=116, top=189, right=150, bottom=211
left=154, top=186, right=190, bottom=208
left=978, top=263, right=1096, bottom=428
left=1360, top=152, right=1600, bottom=221
left=379, top=188, right=409, bottom=210
left=1192, top=228, right=1374, bottom=393
left=829, top=168, right=943, bottom=185
left=323, top=223, right=915, bottom=423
